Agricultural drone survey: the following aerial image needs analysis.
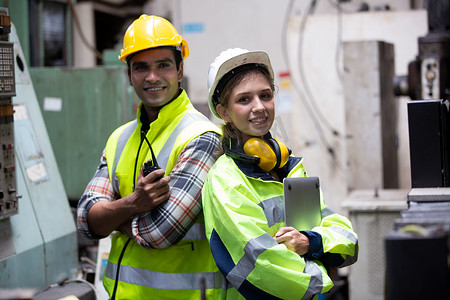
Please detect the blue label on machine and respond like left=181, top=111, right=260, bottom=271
left=182, top=23, right=205, bottom=34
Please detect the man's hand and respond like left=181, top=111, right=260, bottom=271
left=127, top=168, right=170, bottom=215
left=274, top=226, right=309, bottom=256
left=87, top=168, right=170, bottom=238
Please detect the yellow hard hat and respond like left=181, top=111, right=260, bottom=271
left=119, top=14, right=189, bottom=62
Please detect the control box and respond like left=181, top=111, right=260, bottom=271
left=0, top=9, right=18, bottom=219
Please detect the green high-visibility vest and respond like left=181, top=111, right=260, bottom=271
left=103, top=90, right=223, bottom=299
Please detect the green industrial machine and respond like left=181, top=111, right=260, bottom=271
left=0, top=21, right=78, bottom=290
left=29, top=66, right=138, bottom=203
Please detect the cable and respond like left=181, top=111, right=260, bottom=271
left=330, top=0, right=345, bottom=85
left=282, top=1, right=325, bottom=144
left=33, top=277, right=98, bottom=298
left=282, top=1, right=347, bottom=175
left=282, top=1, right=336, bottom=149
left=326, top=0, right=363, bottom=13
left=111, top=238, right=131, bottom=300
left=64, top=278, right=98, bottom=296
left=296, top=0, right=342, bottom=139
left=67, top=0, right=103, bottom=62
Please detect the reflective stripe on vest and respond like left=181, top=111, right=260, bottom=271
left=226, top=233, right=277, bottom=289
left=302, top=260, right=324, bottom=299
left=329, top=225, right=358, bottom=244
left=104, top=262, right=223, bottom=290
left=328, top=225, right=359, bottom=267
left=111, top=121, right=138, bottom=193
left=321, top=207, right=335, bottom=218
left=157, top=112, right=212, bottom=171
left=258, top=196, right=284, bottom=227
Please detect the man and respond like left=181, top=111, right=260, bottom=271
left=77, top=15, right=222, bottom=299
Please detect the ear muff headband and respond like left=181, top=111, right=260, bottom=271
left=273, top=138, right=290, bottom=168
left=266, top=138, right=282, bottom=168
left=223, top=140, right=260, bottom=165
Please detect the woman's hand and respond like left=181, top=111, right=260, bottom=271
left=274, top=226, right=309, bottom=256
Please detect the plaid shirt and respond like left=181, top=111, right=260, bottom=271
left=77, top=131, right=220, bottom=248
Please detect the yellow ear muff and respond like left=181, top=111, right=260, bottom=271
left=243, top=138, right=277, bottom=172
left=243, top=137, right=290, bottom=172
left=273, top=138, right=290, bottom=168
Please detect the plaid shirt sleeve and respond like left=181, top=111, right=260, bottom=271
left=77, top=150, right=117, bottom=239
left=131, top=131, right=220, bottom=248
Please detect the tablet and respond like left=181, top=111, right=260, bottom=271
left=283, top=177, right=322, bottom=231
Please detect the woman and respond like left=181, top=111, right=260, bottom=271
left=202, top=48, right=358, bottom=300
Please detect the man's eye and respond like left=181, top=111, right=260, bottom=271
left=134, top=65, right=147, bottom=71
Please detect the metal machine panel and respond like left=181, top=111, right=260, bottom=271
left=0, top=11, right=19, bottom=220
left=0, top=175, right=46, bottom=288
left=408, top=100, right=450, bottom=187
left=0, top=23, right=78, bottom=289
left=385, top=234, right=449, bottom=300
left=343, top=41, right=398, bottom=190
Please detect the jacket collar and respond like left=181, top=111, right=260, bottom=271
left=137, top=88, right=193, bottom=136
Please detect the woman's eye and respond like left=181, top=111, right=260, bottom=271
left=261, top=93, right=273, bottom=100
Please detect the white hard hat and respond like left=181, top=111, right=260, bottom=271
left=207, top=48, right=274, bottom=119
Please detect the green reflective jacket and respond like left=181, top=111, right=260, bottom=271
left=103, top=89, right=223, bottom=299
left=202, top=148, right=358, bottom=300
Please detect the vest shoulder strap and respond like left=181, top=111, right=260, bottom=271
left=105, top=120, right=138, bottom=193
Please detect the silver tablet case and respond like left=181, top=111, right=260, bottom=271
left=283, top=177, right=321, bottom=231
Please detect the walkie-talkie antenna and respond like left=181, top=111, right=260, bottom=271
left=141, top=131, right=159, bottom=168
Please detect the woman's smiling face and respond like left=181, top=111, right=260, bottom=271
left=217, top=71, right=275, bottom=143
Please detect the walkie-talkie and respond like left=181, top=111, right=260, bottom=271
left=141, top=131, right=161, bottom=177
